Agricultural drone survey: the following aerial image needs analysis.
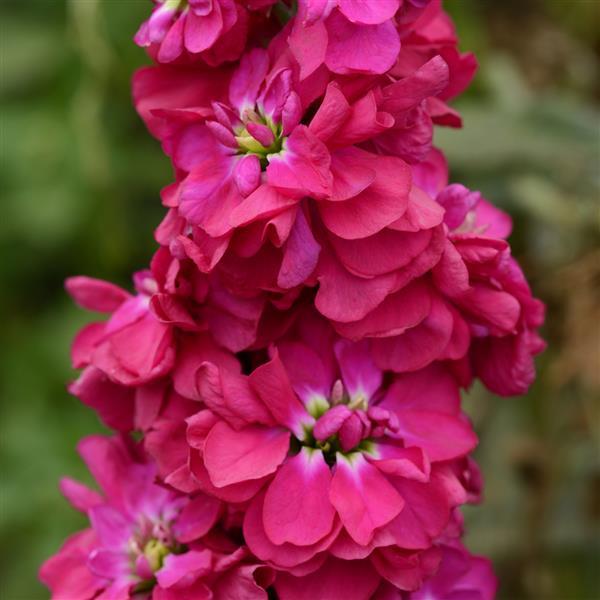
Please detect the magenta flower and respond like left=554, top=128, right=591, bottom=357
left=322, top=171, right=545, bottom=394
left=44, top=1, right=545, bottom=596
left=66, top=247, right=286, bottom=391
left=134, top=0, right=277, bottom=65
left=39, top=435, right=271, bottom=599
left=432, top=183, right=546, bottom=395
left=270, top=513, right=495, bottom=600
left=148, top=321, right=478, bottom=590
left=404, top=542, right=498, bottom=600
left=67, top=271, right=175, bottom=387
left=287, top=0, right=401, bottom=78
left=132, top=48, right=471, bottom=366
left=132, top=42, right=452, bottom=237
left=67, top=331, right=233, bottom=434
left=274, top=550, right=441, bottom=600
left=395, top=0, right=478, bottom=103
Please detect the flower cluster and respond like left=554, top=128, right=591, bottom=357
left=42, top=1, right=544, bottom=598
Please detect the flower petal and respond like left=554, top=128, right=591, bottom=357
left=395, top=411, right=478, bottom=462
left=263, top=449, right=335, bottom=546
left=172, top=493, right=222, bottom=543
left=249, top=351, right=311, bottom=434
left=156, top=550, right=212, bottom=589
left=318, top=155, right=411, bottom=240
left=337, top=0, right=399, bottom=24
left=329, top=453, right=404, bottom=545
left=325, top=12, right=400, bottom=75
left=244, top=492, right=341, bottom=568
left=277, top=208, right=321, bottom=289
left=267, top=126, right=332, bottom=199
left=65, top=277, right=130, bottom=313
left=203, top=421, right=290, bottom=487
left=371, top=296, right=454, bottom=372
left=334, top=339, right=381, bottom=402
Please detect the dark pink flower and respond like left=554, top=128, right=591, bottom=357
left=156, top=324, right=477, bottom=589
left=67, top=272, right=176, bottom=387
left=147, top=246, right=285, bottom=353
left=39, top=435, right=271, bottom=599
left=133, top=52, right=464, bottom=365
left=66, top=247, right=287, bottom=388
left=68, top=332, right=234, bottom=434
left=274, top=550, right=441, bottom=600
left=432, top=183, right=546, bottom=395
left=288, top=0, right=401, bottom=78
left=403, top=542, right=497, bottom=600
left=312, top=198, right=471, bottom=375
left=394, top=0, right=478, bottom=103
left=134, top=0, right=277, bottom=66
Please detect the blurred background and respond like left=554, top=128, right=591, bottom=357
left=0, top=1, right=598, bottom=598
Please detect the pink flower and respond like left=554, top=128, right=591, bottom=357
left=134, top=0, right=277, bottom=66
left=287, top=0, right=401, bottom=78
left=39, top=435, right=271, bottom=599
left=432, top=183, right=546, bottom=395
left=134, top=48, right=323, bottom=286
left=67, top=272, right=176, bottom=387
left=47, top=1, right=545, bottom=596
left=394, top=0, right=478, bottom=103
left=274, top=550, right=441, bottom=600
left=311, top=189, right=471, bottom=375
left=68, top=332, right=235, bottom=434
left=469, top=260, right=546, bottom=396
left=129, top=35, right=492, bottom=380
left=147, top=246, right=288, bottom=353
left=329, top=173, right=544, bottom=393
left=157, top=323, right=477, bottom=590
left=403, top=542, right=498, bottom=600
left=66, top=245, right=288, bottom=391
left=133, top=50, right=465, bottom=361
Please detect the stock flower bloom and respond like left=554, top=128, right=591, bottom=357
left=432, top=183, right=546, bottom=395
left=66, top=244, right=291, bottom=390
left=134, top=47, right=469, bottom=368
left=311, top=182, right=471, bottom=376
left=274, top=551, right=441, bottom=600
left=39, top=435, right=271, bottom=599
left=395, top=0, right=477, bottom=103
left=68, top=331, right=235, bottom=434
left=406, top=543, right=497, bottom=600
left=371, top=542, right=497, bottom=599
left=135, top=0, right=277, bottom=65
left=134, top=43, right=457, bottom=251
left=157, top=320, right=477, bottom=589
left=270, top=503, right=491, bottom=600
left=287, top=0, right=401, bottom=78
left=67, top=271, right=175, bottom=387
left=325, top=165, right=544, bottom=391
left=147, top=246, right=292, bottom=353
left=46, top=0, right=542, bottom=596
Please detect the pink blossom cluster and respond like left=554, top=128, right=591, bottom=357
left=41, top=1, right=544, bottom=598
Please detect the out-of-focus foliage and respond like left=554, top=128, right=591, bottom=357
left=0, top=1, right=597, bottom=598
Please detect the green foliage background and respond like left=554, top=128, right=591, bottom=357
left=0, top=1, right=598, bottom=598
